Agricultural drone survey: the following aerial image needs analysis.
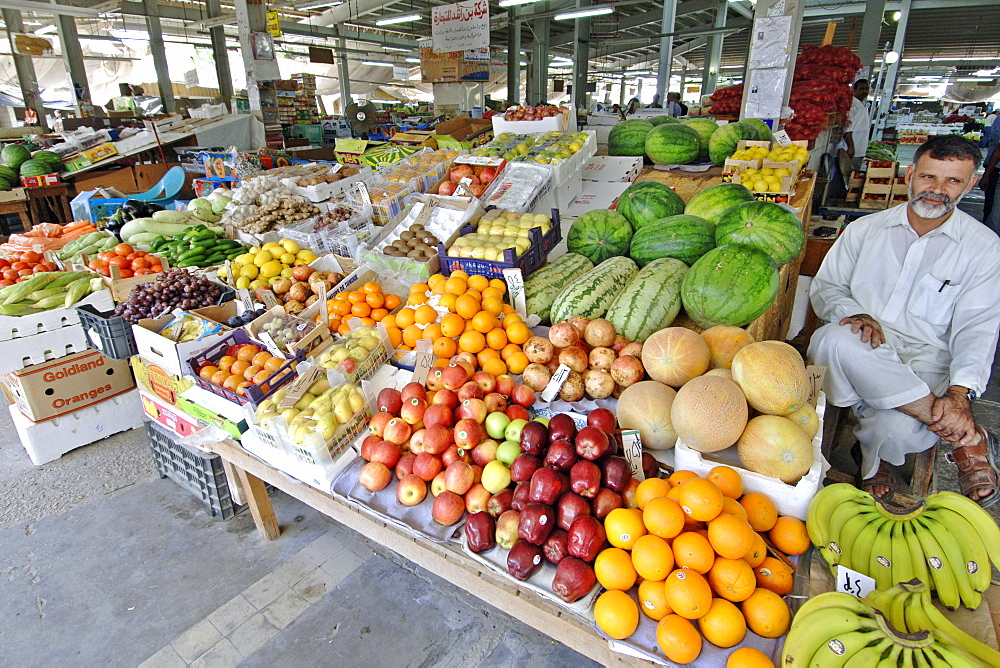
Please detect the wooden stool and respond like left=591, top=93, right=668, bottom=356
left=0, top=199, right=31, bottom=235
left=25, top=184, right=74, bottom=227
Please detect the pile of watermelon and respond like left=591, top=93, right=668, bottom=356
left=608, top=116, right=774, bottom=167
left=0, top=145, right=61, bottom=189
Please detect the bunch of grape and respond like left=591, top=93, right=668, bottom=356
left=312, top=205, right=357, bottom=232
left=113, top=269, right=225, bottom=323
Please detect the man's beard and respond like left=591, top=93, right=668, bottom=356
left=908, top=183, right=960, bottom=219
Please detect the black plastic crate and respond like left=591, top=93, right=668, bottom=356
left=76, top=304, right=138, bottom=360
left=145, top=420, right=239, bottom=520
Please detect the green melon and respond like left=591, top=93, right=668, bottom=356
left=1, top=144, right=31, bottom=171
left=743, top=119, right=773, bottom=143
left=567, top=210, right=634, bottom=264
left=0, top=165, right=17, bottom=184
left=715, top=201, right=805, bottom=266
left=0, top=178, right=11, bottom=191
left=708, top=122, right=760, bottom=165
left=616, top=181, right=685, bottom=231
left=681, top=118, right=720, bottom=162
left=19, top=159, right=51, bottom=177
left=681, top=244, right=779, bottom=328
left=629, top=215, right=716, bottom=267
left=649, top=116, right=680, bottom=126
left=645, top=124, right=701, bottom=165
left=683, top=182, right=756, bottom=226
left=608, top=119, right=655, bottom=157
left=31, top=150, right=63, bottom=170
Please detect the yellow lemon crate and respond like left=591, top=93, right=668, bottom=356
left=760, top=140, right=810, bottom=178
left=722, top=140, right=769, bottom=178
left=729, top=166, right=796, bottom=205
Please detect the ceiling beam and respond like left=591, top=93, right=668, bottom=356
left=549, top=0, right=725, bottom=48
left=803, top=0, right=997, bottom=17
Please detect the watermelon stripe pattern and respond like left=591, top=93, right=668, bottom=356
left=608, top=119, right=654, bottom=157
left=567, top=210, right=633, bottom=264
left=525, top=253, right=595, bottom=324
left=715, top=201, right=805, bottom=267
left=708, top=122, right=760, bottom=165
left=645, top=124, right=701, bottom=166
left=606, top=258, right=688, bottom=342
left=683, top=182, right=756, bottom=227
left=550, top=256, right=639, bottom=323
left=629, top=215, right=716, bottom=267
left=681, top=244, right=779, bottom=328
left=616, top=181, right=685, bottom=231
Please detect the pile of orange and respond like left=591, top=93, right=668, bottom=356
left=380, top=271, right=532, bottom=376
left=196, top=343, right=291, bottom=396
left=322, top=281, right=401, bottom=335
left=593, top=466, right=807, bottom=666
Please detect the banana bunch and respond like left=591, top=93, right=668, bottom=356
left=807, top=484, right=1000, bottom=610
left=867, top=580, right=1000, bottom=665
left=783, top=591, right=993, bottom=666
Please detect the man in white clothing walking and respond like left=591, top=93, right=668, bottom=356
left=809, top=135, right=1000, bottom=505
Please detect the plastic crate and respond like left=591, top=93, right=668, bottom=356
left=187, top=329, right=302, bottom=408
left=436, top=209, right=562, bottom=279
left=145, top=420, right=239, bottom=520
left=75, top=304, right=138, bottom=360
left=282, top=204, right=376, bottom=259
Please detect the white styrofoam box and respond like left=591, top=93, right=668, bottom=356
left=672, top=393, right=829, bottom=521
left=553, top=172, right=584, bottom=211
left=132, top=316, right=231, bottom=379
left=0, top=289, right=113, bottom=342
left=281, top=166, right=374, bottom=203
left=0, top=323, right=89, bottom=374
left=561, top=181, right=633, bottom=219
left=582, top=156, right=644, bottom=183
left=10, top=389, right=144, bottom=465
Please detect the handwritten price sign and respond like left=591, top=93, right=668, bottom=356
left=502, top=267, right=526, bottom=317
left=621, top=430, right=645, bottom=482
left=836, top=565, right=875, bottom=599
left=431, top=0, right=489, bottom=53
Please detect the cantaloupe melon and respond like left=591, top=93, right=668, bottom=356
left=731, top=341, right=809, bottom=415
left=642, top=327, right=711, bottom=388
left=700, top=325, right=755, bottom=369
left=737, top=415, right=813, bottom=483
left=617, top=381, right=678, bottom=450
left=785, top=402, right=819, bottom=439
left=704, top=368, right=733, bottom=381
left=670, top=375, right=748, bottom=453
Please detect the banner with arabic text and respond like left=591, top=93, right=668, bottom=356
left=431, top=0, right=489, bottom=54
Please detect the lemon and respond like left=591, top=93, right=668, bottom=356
left=249, top=246, right=261, bottom=254
left=234, top=253, right=255, bottom=265
left=253, top=250, right=273, bottom=267
left=279, top=252, right=297, bottom=265
left=249, top=279, right=267, bottom=289
left=753, top=179, right=769, bottom=192
left=280, top=267, right=294, bottom=278
left=760, top=167, right=774, bottom=176
left=774, top=168, right=790, bottom=177
left=259, top=260, right=283, bottom=279
left=280, top=238, right=300, bottom=254
left=262, top=241, right=282, bottom=251
left=216, top=267, right=227, bottom=279
left=240, top=264, right=259, bottom=279
left=235, top=276, right=251, bottom=290
left=296, top=249, right=318, bottom=264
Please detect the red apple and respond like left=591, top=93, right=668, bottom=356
left=471, top=463, right=483, bottom=484
left=587, top=407, right=618, bottom=435
left=413, top=452, right=443, bottom=482
left=465, top=483, right=491, bottom=514
left=369, top=440, right=402, bottom=468
left=575, top=426, right=611, bottom=461
left=570, top=460, right=602, bottom=498
left=454, top=417, right=484, bottom=450
left=453, top=352, right=477, bottom=369
left=431, top=471, right=448, bottom=497
left=510, top=385, right=536, bottom=408
left=488, top=489, right=514, bottom=517
left=399, top=396, right=427, bottom=425
left=376, top=388, right=403, bottom=415
left=382, top=418, right=411, bottom=446
left=623, top=478, right=641, bottom=509
left=442, top=445, right=470, bottom=467
left=592, top=487, right=623, bottom=520
left=484, top=392, right=508, bottom=413
left=360, top=434, right=381, bottom=460
left=395, top=452, right=416, bottom=479
left=423, top=404, right=453, bottom=429
left=495, top=374, right=515, bottom=398
left=471, top=371, right=496, bottom=393
left=557, top=492, right=592, bottom=531
left=455, top=398, right=488, bottom=423
left=505, top=404, right=530, bottom=422
left=400, top=382, right=427, bottom=403
left=441, top=364, right=470, bottom=391
left=432, top=490, right=466, bottom=525
left=426, top=367, right=445, bottom=391
left=548, top=414, right=578, bottom=443
left=397, top=473, right=428, bottom=506
left=444, top=461, right=474, bottom=495
left=408, top=428, right=426, bottom=454
left=359, top=461, right=391, bottom=492
left=471, top=439, right=499, bottom=466
left=457, top=381, right=484, bottom=401
left=367, top=412, right=393, bottom=438
left=510, top=453, right=542, bottom=483
left=431, top=388, right=459, bottom=410
left=422, top=424, right=453, bottom=456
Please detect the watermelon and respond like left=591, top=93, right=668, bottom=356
left=629, top=215, right=716, bottom=267
left=743, top=119, right=773, bottom=143
left=31, top=150, right=63, bottom=170
left=606, top=258, right=688, bottom=342
left=550, top=256, right=639, bottom=323
left=708, top=122, right=759, bottom=165
left=684, top=182, right=756, bottom=226
left=525, top=253, right=595, bottom=324
left=681, top=118, right=720, bottom=162
left=715, top=201, right=805, bottom=266
left=681, top=244, right=779, bottom=328
left=567, top=210, right=633, bottom=264
left=1, top=144, right=31, bottom=171
left=19, top=159, right=51, bottom=177
left=0, top=165, right=16, bottom=184
left=616, top=181, right=685, bottom=230
left=649, top=116, right=680, bottom=126
left=608, top=119, right=654, bottom=157
left=645, top=124, right=701, bottom=165
left=0, top=178, right=10, bottom=192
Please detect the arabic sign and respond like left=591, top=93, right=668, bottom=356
left=431, top=0, right=489, bottom=54
left=266, top=10, right=281, bottom=37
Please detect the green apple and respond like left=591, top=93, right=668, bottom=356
left=496, top=440, right=521, bottom=467
left=504, top=419, right=528, bottom=444
left=481, top=460, right=512, bottom=494
left=485, top=411, right=511, bottom=440
left=532, top=416, right=549, bottom=427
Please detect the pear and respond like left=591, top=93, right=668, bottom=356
left=348, top=346, right=368, bottom=361
left=348, top=390, right=365, bottom=413
left=308, top=377, right=331, bottom=395
left=280, top=407, right=300, bottom=424
left=294, top=392, right=316, bottom=410
left=333, top=399, right=353, bottom=424
left=310, top=397, right=332, bottom=416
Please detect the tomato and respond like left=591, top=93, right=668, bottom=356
left=10, top=262, right=27, bottom=271
left=132, top=257, right=151, bottom=270
left=109, top=256, right=130, bottom=268
left=114, top=243, right=133, bottom=257
left=134, top=268, right=153, bottom=276
left=124, top=252, right=137, bottom=261
left=2, top=269, right=17, bottom=281
left=31, top=265, right=48, bottom=274
left=150, top=264, right=163, bottom=273
left=117, top=268, right=134, bottom=278
left=0, top=259, right=11, bottom=270
left=42, top=262, right=58, bottom=272
left=99, top=266, right=110, bottom=277
left=134, top=250, right=147, bottom=258
left=17, top=268, right=33, bottom=277
left=0, top=279, right=13, bottom=287
left=20, top=251, right=41, bottom=264
left=98, top=252, right=115, bottom=262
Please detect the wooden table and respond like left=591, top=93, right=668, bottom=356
left=25, top=184, right=74, bottom=228
left=0, top=190, right=31, bottom=234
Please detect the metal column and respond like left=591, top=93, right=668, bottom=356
left=857, top=0, right=887, bottom=73
left=337, top=36, right=352, bottom=111
left=507, top=15, right=521, bottom=106
left=874, top=0, right=910, bottom=140
left=701, top=0, right=728, bottom=95
left=529, top=17, right=549, bottom=105
left=235, top=0, right=278, bottom=118
left=2, top=9, right=47, bottom=129
left=573, top=0, right=590, bottom=111
left=55, top=3, right=91, bottom=117
left=206, top=0, right=234, bottom=101
left=655, top=0, right=676, bottom=101
left=144, top=0, right=175, bottom=113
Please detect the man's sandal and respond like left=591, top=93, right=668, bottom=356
left=947, top=427, right=1000, bottom=508
left=858, top=461, right=895, bottom=503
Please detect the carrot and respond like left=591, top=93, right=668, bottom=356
left=62, top=225, right=97, bottom=239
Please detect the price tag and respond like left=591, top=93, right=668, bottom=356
left=354, top=181, right=372, bottom=205
left=258, top=330, right=284, bottom=358
left=225, top=260, right=236, bottom=285
left=502, top=267, right=526, bottom=317
left=329, top=163, right=343, bottom=174
left=411, top=338, right=434, bottom=384
left=237, top=288, right=255, bottom=312
left=278, top=366, right=323, bottom=408
left=621, top=429, right=645, bottom=482
left=318, top=283, right=329, bottom=328
left=224, top=223, right=237, bottom=240
left=259, top=289, right=279, bottom=309
left=836, top=565, right=875, bottom=599
left=772, top=129, right=792, bottom=147
left=540, top=363, right=571, bottom=403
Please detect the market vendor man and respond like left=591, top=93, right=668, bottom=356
left=808, top=134, right=1000, bottom=505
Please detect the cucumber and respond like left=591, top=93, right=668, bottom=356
left=524, top=253, right=595, bottom=325
left=149, top=236, right=167, bottom=252
left=550, top=256, right=640, bottom=323
left=605, top=258, right=688, bottom=342
left=178, top=248, right=207, bottom=262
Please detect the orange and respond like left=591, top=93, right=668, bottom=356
left=370, top=308, right=388, bottom=322
left=385, top=326, right=402, bottom=349
left=444, top=276, right=467, bottom=295
left=677, top=478, right=724, bottom=522
left=472, top=310, right=498, bottom=333
left=216, top=356, right=236, bottom=372
left=395, top=307, right=416, bottom=328
left=668, top=470, right=699, bottom=488
left=362, top=281, right=382, bottom=294
left=482, top=357, right=507, bottom=377
left=236, top=345, right=260, bottom=361
left=332, top=299, right=351, bottom=316
left=501, top=312, right=522, bottom=328
left=769, top=516, right=810, bottom=556
left=433, top=358, right=450, bottom=368
left=481, top=296, right=503, bottom=316
left=506, top=322, right=530, bottom=345
left=351, top=302, right=371, bottom=318
left=740, top=492, right=778, bottom=532
left=698, top=598, right=747, bottom=648
left=476, top=348, right=500, bottom=365
left=440, top=313, right=465, bottom=338
left=708, top=557, right=756, bottom=602
left=433, top=336, right=457, bottom=359
left=458, top=330, right=486, bottom=354
left=365, top=292, right=385, bottom=309
left=638, top=578, right=672, bottom=621
left=347, top=291, right=366, bottom=304
left=480, top=286, right=503, bottom=300
left=230, top=360, right=251, bottom=378
left=666, top=485, right=685, bottom=503
left=222, top=374, right=242, bottom=391
left=427, top=273, right=446, bottom=289
left=722, top=497, right=749, bottom=523
left=741, top=588, right=790, bottom=638
left=242, top=364, right=262, bottom=381
left=464, top=288, right=482, bottom=303
left=754, top=557, right=793, bottom=595
left=744, top=532, right=768, bottom=568
left=406, top=292, right=427, bottom=306
left=605, top=508, right=646, bottom=550
left=360, top=317, right=376, bottom=327
left=656, top=614, right=702, bottom=665
left=455, top=294, right=480, bottom=319
left=486, top=328, right=508, bottom=350
left=451, top=270, right=469, bottom=279
left=464, top=319, right=476, bottom=332
left=488, top=278, right=506, bottom=294
left=251, top=351, right=271, bottom=367
left=430, top=280, right=447, bottom=295
left=414, top=304, right=437, bottom=325
left=500, top=343, right=521, bottom=361
left=439, top=293, right=458, bottom=312
left=505, top=351, right=529, bottom=374
left=672, top=531, right=715, bottom=574
left=594, top=547, right=637, bottom=591
left=338, top=322, right=351, bottom=335
left=198, top=365, right=219, bottom=381
left=593, top=590, right=639, bottom=640
left=467, top=274, right=489, bottom=292
left=635, top=477, right=671, bottom=510
left=263, top=357, right=283, bottom=373
left=707, top=466, right=744, bottom=499
left=423, top=323, right=443, bottom=341
left=631, top=535, right=674, bottom=581
left=708, top=513, right=755, bottom=560
left=727, top=646, right=775, bottom=668
left=663, top=568, right=713, bottom=620
left=643, top=497, right=685, bottom=539
left=410, top=282, right=429, bottom=295
left=501, top=303, right=515, bottom=315
left=402, top=325, right=423, bottom=347
left=384, top=294, right=401, bottom=310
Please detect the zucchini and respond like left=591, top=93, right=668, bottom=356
left=151, top=210, right=195, bottom=225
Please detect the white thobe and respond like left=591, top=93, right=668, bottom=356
left=808, top=204, right=1000, bottom=478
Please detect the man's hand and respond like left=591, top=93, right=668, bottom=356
left=930, top=390, right=978, bottom=445
left=840, top=314, right=884, bottom=348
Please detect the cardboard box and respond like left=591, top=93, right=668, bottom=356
left=4, top=349, right=135, bottom=422
left=81, top=142, right=119, bottom=163
left=132, top=304, right=236, bottom=378
left=433, top=114, right=494, bottom=151
left=176, top=385, right=247, bottom=441
left=335, top=139, right=370, bottom=165
left=0, top=322, right=90, bottom=375
left=132, top=354, right=196, bottom=406
left=581, top=156, right=643, bottom=183
left=139, top=388, right=204, bottom=439
left=419, top=47, right=491, bottom=83
left=0, top=288, right=113, bottom=342
left=20, top=174, right=61, bottom=187
left=0, top=187, right=27, bottom=203
left=390, top=131, right=438, bottom=149
left=564, top=181, right=633, bottom=218
left=245, top=305, right=332, bottom=359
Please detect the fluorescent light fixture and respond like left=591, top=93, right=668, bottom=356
left=110, top=29, right=149, bottom=42
left=884, top=50, right=899, bottom=64
left=34, top=25, right=57, bottom=35
left=955, top=77, right=992, bottom=82
left=892, top=10, right=901, bottom=20
left=405, top=57, right=420, bottom=62
left=297, top=1, right=341, bottom=9
left=362, top=61, right=394, bottom=67
left=383, top=46, right=409, bottom=52
left=499, top=0, right=544, bottom=6
left=0, top=0, right=102, bottom=17
left=375, top=13, right=420, bottom=26
left=877, top=55, right=1000, bottom=63
left=554, top=6, right=613, bottom=20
